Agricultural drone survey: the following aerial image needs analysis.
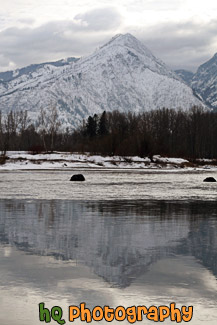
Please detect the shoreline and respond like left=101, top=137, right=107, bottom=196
left=0, top=151, right=216, bottom=171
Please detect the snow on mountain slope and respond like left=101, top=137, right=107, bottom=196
left=0, top=57, right=78, bottom=83
left=191, top=53, right=217, bottom=109
left=0, top=33, right=204, bottom=128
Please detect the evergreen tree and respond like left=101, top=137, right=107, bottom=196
left=86, top=114, right=98, bottom=137
left=98, top=111, right=108, bottom=136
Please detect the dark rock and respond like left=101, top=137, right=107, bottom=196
left=70, top=174, right=85, bottom=181
left=203, top=177, right=216, bottom=182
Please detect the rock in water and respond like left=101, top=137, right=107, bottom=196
left=70, top=174, right=85, bottom=181
left=203, top=177, right=216, bottom=182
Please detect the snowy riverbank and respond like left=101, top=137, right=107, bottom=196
left=0, top=151, right=216, bottom=171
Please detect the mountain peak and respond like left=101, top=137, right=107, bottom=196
left=96, top=32, right=164, bottom=72
left=100, top=33, right=138, bottom=50
left=111, top=33, right=137, bottom=42
left=96, top=33, right=180, bottom=82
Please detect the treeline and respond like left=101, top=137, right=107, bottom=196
left=72, top=107, right=217, bottom=159
left=1, top=106, right=217, bottom=159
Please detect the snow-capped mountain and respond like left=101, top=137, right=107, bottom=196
left=191, top=53, right=217, bottom=109
left=0, top=33, right=204, bottom=128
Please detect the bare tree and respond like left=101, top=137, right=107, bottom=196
left=37, top=107, right=60, bottom=152
left=0, top=111, right=6, bottom=156
left=48, top=106, right=60, bottom=152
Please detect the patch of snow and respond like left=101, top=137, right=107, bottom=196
left=153, top=155, right=188, bottom=164
left=2, top=151, right=216, bottom=171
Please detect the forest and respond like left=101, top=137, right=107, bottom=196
left=0, top=106, right=217, bottom=160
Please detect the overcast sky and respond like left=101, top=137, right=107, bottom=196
left=1, top=0, right=217, bottom=72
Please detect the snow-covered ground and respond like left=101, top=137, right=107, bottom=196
left=0, top=151, right=215, bottom=171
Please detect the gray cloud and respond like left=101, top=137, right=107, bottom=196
left=0, top=7, right=122, bottom=71
left=134, top=20, right=217, bottom=71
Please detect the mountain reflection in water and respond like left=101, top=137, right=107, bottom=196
left=0, top=199, right=217, bottom=288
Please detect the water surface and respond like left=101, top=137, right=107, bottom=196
left=0, top=169, right=217, bottom=324
left=0, top=168, right=217, bottom=200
